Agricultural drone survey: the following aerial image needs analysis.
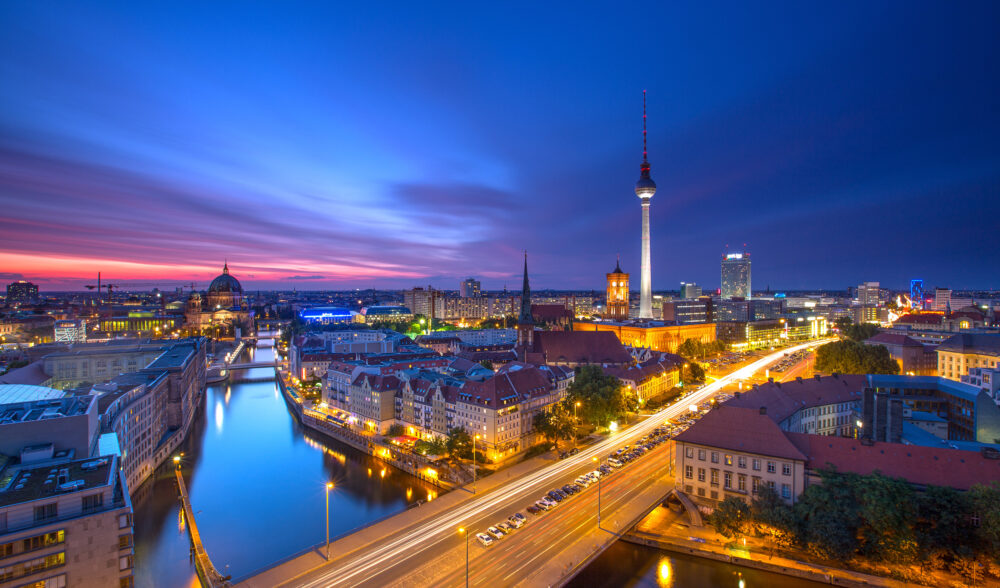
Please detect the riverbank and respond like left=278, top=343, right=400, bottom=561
left=276, top=372, right=460, bottom=490
left=622, top=504, right=916, bottom=588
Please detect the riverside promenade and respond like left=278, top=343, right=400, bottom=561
left=175, top=468, right=233, bottom=588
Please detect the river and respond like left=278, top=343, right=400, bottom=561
left=131, top=338, right=437, bottom=587
left=132, top=338, right=822, bottom=588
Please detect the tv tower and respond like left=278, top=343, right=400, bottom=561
left=635, top=90, right=656, bottom=319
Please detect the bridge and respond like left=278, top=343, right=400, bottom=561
left=224, top=361, right=277, bottom=370
left=236, top=339, right=833, bottom=588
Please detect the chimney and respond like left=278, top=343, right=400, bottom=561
left=759, top=406, right=767, bottom=416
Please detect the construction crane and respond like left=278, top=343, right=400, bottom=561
left=85, top=273, right=119, bottom=303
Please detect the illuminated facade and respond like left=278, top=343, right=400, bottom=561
left=183, top=263, right=254, bottom=338
left=573, top=320, right=715, bottom=353
left=605, top=257, right=630, bottom=321
left=720, top=252, right=751, bottom=299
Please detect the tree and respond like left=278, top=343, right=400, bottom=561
left=853, top=472, right=918, bottom=562
left=386, top=424, right=406, bottom=438
left=685, top=362, right=706, bottom=383
left=566, top=366, right=635, bottom=428
left=750, top=486, right=796, bottom=547
left=834, top=316, right=853, bottom=332
left=708, top=496, right=751, bottom=538
left=915, top=485, right=974, bottom=559
left=445, top=427, right=473, bottom=460
left=969, top=481, right=1000, bottom=556
left=532, top=403, right=575, bottom=451
left=793, top=468, right=861, bottom=561
left=479, top=359, right=494, bottom=371
left=844, top=323, right=880, bottom=342
left=815, top=340, right=899, bottom=375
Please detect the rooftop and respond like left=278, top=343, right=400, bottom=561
left=674, top=405, right=808, bottom=461
left=0, top=455, right=116, bottom=508
left=0, top=384, right=66, bottom=404
left=937, top=333, right=1000, bottom=356
left=725, top=374, right=866, bottom=424
left=146, top=342, right=197, bottom=370
left=0, top=395, right=94, bottom=425
left=786, top=432, right=1000, bottom=491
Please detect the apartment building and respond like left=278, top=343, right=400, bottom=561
left=0, top=456, right=135, bottom=587
left=937, top=333, right=1000, bottom=381
left=727, top=374, right=866, bottom=437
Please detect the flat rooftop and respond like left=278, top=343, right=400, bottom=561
left=0, top=396, right=93, bottom=425
left=0, top=384, right=66, bottom=404
left=0, top=455, right=115, bottom=508
left=145, top=342, right=196, bottom=370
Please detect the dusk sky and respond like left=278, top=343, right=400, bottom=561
left=2, top=2, right=998, bottom=292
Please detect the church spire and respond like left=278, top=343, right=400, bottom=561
left=223, top=259, right=229, bottom=275
left=614, top=254, right=623, bottom=274
left=518, top=251, right=532, bottom=323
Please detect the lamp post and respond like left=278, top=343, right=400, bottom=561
left=172, top=455, right=181, bottom=469
left=458, top=527, right=469, bottom=588
left=325, top=482, right=334, bottom=560
left=472, top=434, right=479, bottom=493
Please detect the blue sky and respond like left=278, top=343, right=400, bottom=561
left=1, top=1, right=998, bottom=291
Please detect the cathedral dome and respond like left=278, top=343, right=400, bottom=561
left=208, top=262, right=242, bottom=294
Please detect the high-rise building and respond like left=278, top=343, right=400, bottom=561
left=933, top=288, right=952, bottom=312
left=605, top=256, right=629, bottom=321
left=910, top=279, right=924, bottom=310
left=634, top=91, right=656, bottom=319
left=720, top=252, right=751, bottom=299
left=857, top=281, right=881, bottom=307
left=6, top=280, right=38, bottom=305
left=460, top=278, right=481, bottom=298
left=680, top=282, right=702, bottom=299
left=54, top=319, right=87, bottom=343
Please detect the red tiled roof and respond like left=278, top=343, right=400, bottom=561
left=460, top=365, right=554, bottom=407
left=351, top=373, right=401, bottom=391
left=604, top=355, right=683, bottom=383
left=528, top=331, right=632, bottom=366
left=893, top=314, right=943, bottom=326
left=673, top=406, right=808, bottom=461
left=786, top=433, right=1000, bottom=491
left=724, top=374, right=866, bottom=424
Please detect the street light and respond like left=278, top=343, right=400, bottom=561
left=458, top=527, right=469, bottom=588
left=325, top=482, right=334, bottom=560
left=574, top=401, right=581, bottom=421
left=472, top=434, right=480, bottom=493
left=172, top=455, right=181, bottom=469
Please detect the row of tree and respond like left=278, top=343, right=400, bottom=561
left=814, top=339, right=899, bottom=375
left=676, top=338, right=728, bottom=359
left=533, top=365, right=637, bottom=449
left=709, top=469, right=1000, bottom=575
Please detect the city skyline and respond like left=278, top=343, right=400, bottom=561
left=2, top=2, right=1000, bottom=292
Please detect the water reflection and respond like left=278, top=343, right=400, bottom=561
left=132, top=340, right=436, bottom=587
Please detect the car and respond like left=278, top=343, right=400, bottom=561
left=599, top=465, right=612, bottom=474
left=549, top=490, right=565, bottom=501
left=562, top=484, right=576, bottom=495
left=526, top=505, right=542, bottom=515
left=487, top=526, right=505, bottom=539
left=512, top=512, right=527, bottom=523
left=608, top=458, right=623, bottom=468
left=507, top=516, right=524, bottom=529
left=477, top=533, right=494, bottom=547
left=575, top=477, right=591, bottom=487
left=497, top=522, right=514, bottom=534
left=569, top=447, right=579, bottom=456
left=541, top=496, right=558, bottom=506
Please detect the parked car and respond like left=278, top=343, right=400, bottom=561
left=497, top=522, right=514, bottom=534
left=487, top=526, right=505, bottom=539
left=507, top=516, right=524, bottom=529
left=477, top=533, right=494, bottom=547
left=526, top=505, right=542, bottom=515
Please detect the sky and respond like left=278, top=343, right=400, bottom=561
left=1, top=2, right=998, bottom=292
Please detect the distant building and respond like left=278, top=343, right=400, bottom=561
left=299, top=307, right=359, bottom=324
left=962, top=366, right=1000, bottom=401
left=864, top=332, right=937, bottom=375
left=574, top=320, right=716, bottom=355
left=54, top=320, right=87, bottom=343
left=932, top=288, right=952, bottom=312
left=5, top=280, right=39, bottom=305
left=183, top=263, right=254, bottom=337
left=714, top=298, right=782, bottom=322
left=661, top=298, right=711, bottom=325
left=460, top=278, right=481, bottom=298
left=936, top=333, right=1000, bottom=381
left=361, top=305, right=412, bottom=323
left=857, top=281, right=881, bottom=307
left=720, top=252, right=751, bottom=299
left=680, top=282, right=702, bottom=299
left=605, top=258, right=630, bottom=321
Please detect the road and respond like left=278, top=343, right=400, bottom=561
left=285, top=339, right=835, bottom=587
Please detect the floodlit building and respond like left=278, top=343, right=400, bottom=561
left=605, top=257, right=630, bottom=321
left=720, top=252, right=751, bottom=299
left=53, top=320, right=87, bottom=343
left=936, top=333, right=1000, bottom=381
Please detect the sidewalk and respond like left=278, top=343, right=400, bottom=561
left=236, top=447, right=567, bottom=587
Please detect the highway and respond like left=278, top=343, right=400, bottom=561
left=288, top=338, right=835, bottom=587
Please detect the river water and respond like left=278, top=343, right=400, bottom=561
left=131, top=339, right=437, bottom=587
left=132, top=338, right=822, bottom=588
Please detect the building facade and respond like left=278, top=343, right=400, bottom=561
left=720, top=253, right=751, bottom=299
left=605, top=258, right=630, bottom=321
